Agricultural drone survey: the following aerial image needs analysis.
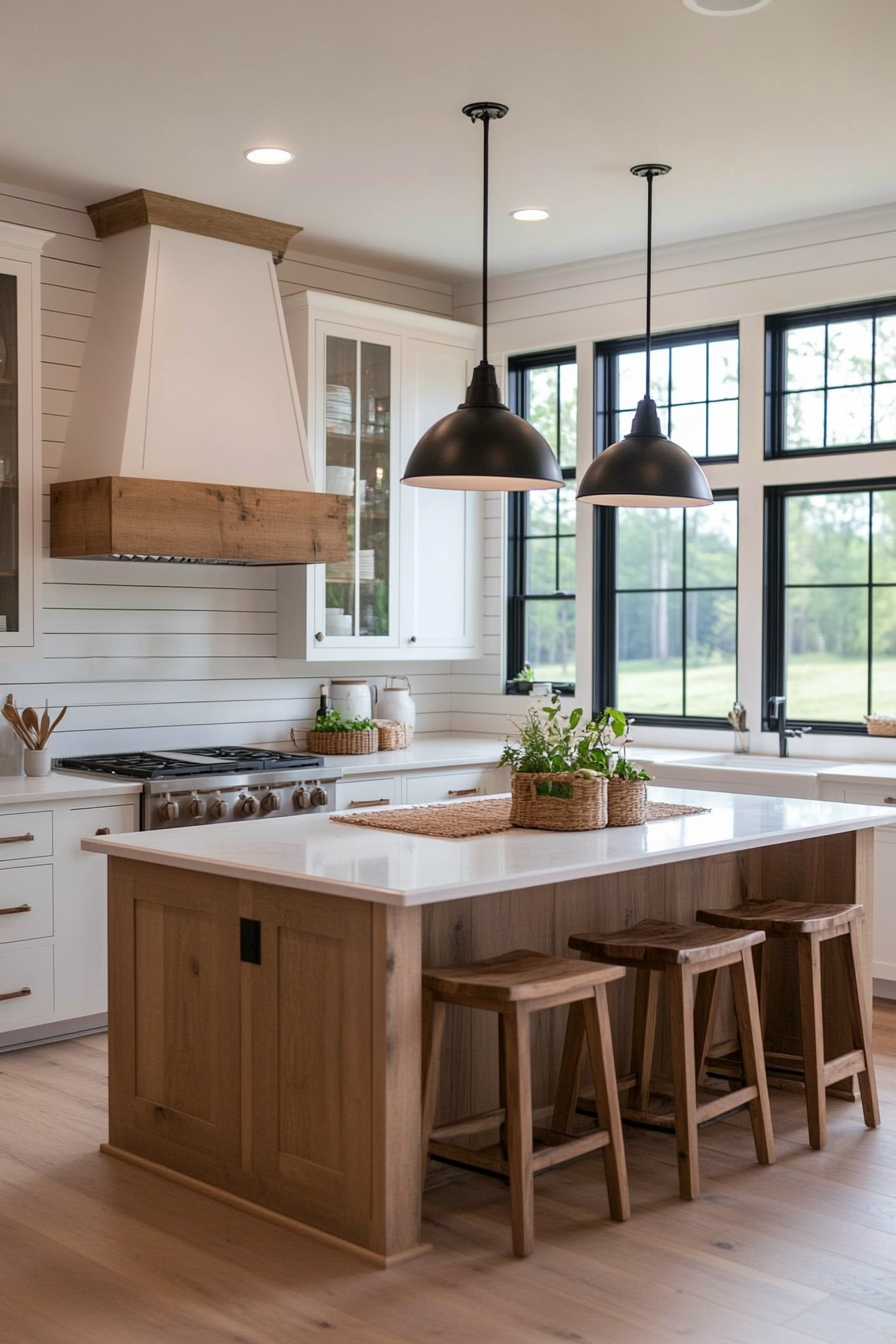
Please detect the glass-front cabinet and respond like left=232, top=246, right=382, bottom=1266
left=321, top=331, right=397, bottom=645
left=0, top=225, right=48, bottom=658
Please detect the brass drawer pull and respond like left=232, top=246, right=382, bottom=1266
left=0, top=832, right=34, bottom=845
left=348, top=798, right=391, bottom=808
left=95, top=827, right=111, bottom=835
left=0, top=903, right=31, bottom=915
left=884, top=797, right=896, bottom=805
left=0, top=986, right=31, bottom=1002
left=448, top=788, right=480, bottom=797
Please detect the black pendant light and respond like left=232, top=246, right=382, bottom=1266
left=401, top=103, right=563, bottom=492
left=576, top=165, right=713, bottom=508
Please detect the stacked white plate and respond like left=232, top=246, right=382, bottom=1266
left=326, top=383, right=353, bottom=434
left=325, top=465, right=355, bottom=496
left=326, top=608, right=353, bottom=636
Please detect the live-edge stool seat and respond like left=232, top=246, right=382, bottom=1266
left=421, top=949, right=630, bottom=1257
left=697, top=900, right=879, bottom=1149
left=555, top=919, right=775, bottom=1201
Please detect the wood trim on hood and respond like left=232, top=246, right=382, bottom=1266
left=87, top=189, right=301, bottom=255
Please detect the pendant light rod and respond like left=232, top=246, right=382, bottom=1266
left=463, top=102, right=508, bottom=366
left=631, top=164, right=671, bottom=402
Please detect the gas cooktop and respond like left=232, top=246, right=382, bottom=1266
left=54, top=746, right=326, bottom=781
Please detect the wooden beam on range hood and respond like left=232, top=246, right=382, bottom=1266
left=86, top=189, right=302, bottom=254
left=50, top=477, right=348, bottom=566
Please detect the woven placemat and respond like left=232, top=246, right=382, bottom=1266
left=332, top=795, right=709, bottom=840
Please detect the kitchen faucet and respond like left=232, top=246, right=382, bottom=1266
left=768, top=695, right=812, bottom=758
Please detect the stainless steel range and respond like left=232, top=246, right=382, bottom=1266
left=53, top=746, right=342, bottom=830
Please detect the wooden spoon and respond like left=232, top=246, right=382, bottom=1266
left=22, top=706, right=39, bottom=742
left=39, top=701, right=50, bottom=749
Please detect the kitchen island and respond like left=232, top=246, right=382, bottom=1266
left=85, top=789, right=895, bottom=1265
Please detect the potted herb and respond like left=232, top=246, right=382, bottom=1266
left=307, top=709, right=380, bottom=755
left=511, top=663, right=535, bottom=695
left=500, top=698, right=609, bottom=831
left=595, top=707, right=651, bottom=826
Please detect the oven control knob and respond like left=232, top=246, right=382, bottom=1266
left=310, top=787, right=328, bottom=808
left=293, top=787, right=311, bottom=810
left=158, top=795, right=179, bottom=822
left=209, top=795, right=228, bottom=819
left=240, top=794, right=260, bottom=817
left=261, top=791, right=281, bottom=813
left=189, top=794, right=207, bottom=819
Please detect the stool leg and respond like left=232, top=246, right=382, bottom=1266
left=503, top=1003, right=535, bottom=1257
left=797, top=932, right=827, bottom=1150
left=667, top=964, right=700, bottom=1201
left=753, top=940, right=769, bottom=1040
left=420, top=990, right=447, bottom=1188
left=839, top=921, right=881, bottom=1130
left=693, top=968, right=719, bottom=1086
left=582, top=986, right=630, bottom=1222
left=552, top=999, right=586, bottom=1134
left=730, top=948, right=775, bottom=1167
left=630, top=967, right=659, bottom=1112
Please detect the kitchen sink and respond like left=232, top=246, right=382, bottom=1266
left=679, top=754, right=834, bottom=774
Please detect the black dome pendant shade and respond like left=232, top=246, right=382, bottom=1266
left=576, top=165, right=713, bottom=509
left=401, top=104, right=563, bottom=492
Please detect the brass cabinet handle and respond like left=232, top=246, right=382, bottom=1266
left=347, top=798, right=391, bottom=808
left=448, top=787, right=480, bottom=797
left=883, top=797, right=896, bottom=805
left=0, top=833, right=34, bottom=845
left=95, top=827, right=111, bottom=835
left=0, top=986, right=31, bottom=1002
left=0, top=903, right=31, bottom=915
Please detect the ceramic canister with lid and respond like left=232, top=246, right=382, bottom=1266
left=377, top=675, right=416, bottom=730
left=329, top=678, right=373, bottom=722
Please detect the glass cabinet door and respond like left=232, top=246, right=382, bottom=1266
left=0, top=273, right=18, bottom=635
left=322, top=332, right=395, bottom=643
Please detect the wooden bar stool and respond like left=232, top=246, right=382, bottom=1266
left=554, top=919, right=775, bottom=1201
left=696, top=901, right=879, bottom=1149
left=421, top=949, right=630, bottom=1257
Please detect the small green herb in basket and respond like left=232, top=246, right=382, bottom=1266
left=500, top=697, right=648, bottom=794
left=313, top=709, right=378, bottom=733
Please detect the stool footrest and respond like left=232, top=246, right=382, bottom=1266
left=431, top=1108, right=505, bottom=1142
left=824, top=1049, right=867, bottom=1086
left=428, top=1124, right=611, bottom=1181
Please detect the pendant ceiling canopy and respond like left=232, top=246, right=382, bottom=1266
left=576, top=165, right=714, bottom=510
left=401, top=103, right=563, bottom=493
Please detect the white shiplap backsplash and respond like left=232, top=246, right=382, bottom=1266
left=0, top=180, right=462, bottom=769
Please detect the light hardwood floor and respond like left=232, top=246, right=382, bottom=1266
left=2, top=1007, right=896, bottom=1344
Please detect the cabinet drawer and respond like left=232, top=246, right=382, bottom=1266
left=0, top=943, right=53, bottom=1025
left=0, top=810, right=52, bottom=860
left=334, top=777, right=397, bottom=811
left=842, top=787, right=896, bottom=809
left=0, top=864, right=53, bottom=943
left=405, top=769, right=492, bottom=806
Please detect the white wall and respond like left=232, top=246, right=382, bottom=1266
left=451, top=202, right=896, bottom=760
left=0, top=180, right=455, bottom=765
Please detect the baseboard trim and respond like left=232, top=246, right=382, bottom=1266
left=100, top=1144, right=432, bottom=1269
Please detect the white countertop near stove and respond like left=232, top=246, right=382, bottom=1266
left=0, top=772, right=143, bottom=806
left=82, top=787, right=896, bottom=908
left=263, top=732, right=509, bottom=777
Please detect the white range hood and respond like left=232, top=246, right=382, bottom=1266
left=50, top=190, right=346, bottom=566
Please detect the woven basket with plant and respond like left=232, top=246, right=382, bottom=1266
left=306, top=709, right=379, bottom=755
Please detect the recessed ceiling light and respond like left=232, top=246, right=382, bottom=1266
left=682, top=0, right=771, bottom=12
left=511, top=208, right=549, bottom=222
left=244, top=147, right=294, bottom=165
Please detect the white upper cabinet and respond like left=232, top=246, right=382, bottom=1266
left=0, top=223, right=52, bottom=658
left=278, top=292, right=482, bottom=661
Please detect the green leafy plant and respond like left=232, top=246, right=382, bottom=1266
left=499, top=699, right=649, bottom=794
left=513, top=662, right=535, bottom=683
left=313, top=709, right=377, bottom=733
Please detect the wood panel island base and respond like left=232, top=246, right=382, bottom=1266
left=86, top=789, right=894, bottom=1266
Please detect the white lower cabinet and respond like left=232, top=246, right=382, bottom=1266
left=334, top=776, right=398, bottom=811
left=0, top=793, right=140, bottom=1049
left=404, top=766, right=509, bottom=805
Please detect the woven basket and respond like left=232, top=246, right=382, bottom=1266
left=865, top=715, right=896, bottom=737
left=509, top=772, right=607, bottom=831
left=374, top=720, right=414, bottom=751
left=306, top=728, right=379, bottom=755
left=607, top=778, right=648, bottom=826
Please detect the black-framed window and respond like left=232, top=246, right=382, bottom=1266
left=767, top=298, right=896, bottom=456
left=507, top=349, right=577, bottom=691
left=601, top=323, right=740, bottom=462
left=594, top=493, right=738, bottom=726
left=765, top=480, right=896, bottom=732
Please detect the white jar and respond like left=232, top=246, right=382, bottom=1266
left=24, top=749, right=51, bottom=777
left=377, top=676, right=416, bottom=730
left=329, top=678, right=372, bottom=722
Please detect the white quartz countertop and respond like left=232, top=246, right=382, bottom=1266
left=307, top=733, right=506, bottom=777
left=82, top=787, right=896, bottom=908
left=0, top=772, right=142, bottom=806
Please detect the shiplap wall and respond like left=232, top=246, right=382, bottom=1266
left=0, top=179, right=458, bottom=768
left=449, top=200, right=896, bottom=747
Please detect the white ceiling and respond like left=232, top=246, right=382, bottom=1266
left=2, top=0, right=895, bottom=282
